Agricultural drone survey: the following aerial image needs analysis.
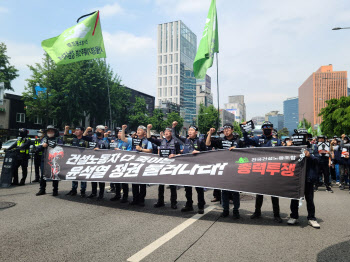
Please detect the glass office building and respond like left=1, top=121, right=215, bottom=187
left=283, top=97, right=298, bottom=135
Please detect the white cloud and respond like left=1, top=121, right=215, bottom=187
left=0, top=6, right=9, bottom=13
left=155, top=0, right=210, bottom=14
left=90, top=3, right=124, bottom=17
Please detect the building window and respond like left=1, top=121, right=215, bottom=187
left=169, top=76, right=173, bottom=85
left=169, top=98, right=172, bottom=102
left=163, top=66, right=167, bottom=75
left=175, top=64, right=178, bottom=74
left=16, top=113, right=25, bottom=123
left=158, top=88, right=162, bottom=97
left=169, top=87, right=172, bottom=96
left=159, top=77, right=162, bottom=86
left=158, top=66, right=162, bottom=75
left=163, top=77, right=167, bottom=86
left=34, top=116, right=42, bottom=124
left=163, top=55, right=167, bottom=64
left=175, top=76, right=178, bottom=85
left=170, top=54, right=173, bottom=63
left=50, top=119, right=57, bottom=126
left=175, top=53, right=178, bottom=62
left=159, top=55, right=162, bottom=64
left=169, top=65, right=173, bottom=74
left=175, top=97, right=178, bottom=104
left=175, top=86, right=178, bottom=95
left=164, top=87, right=167, bottom=96
left=158, top=99, right=162, bottom=105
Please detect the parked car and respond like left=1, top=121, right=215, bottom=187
left=0, top=139, right=18, bottom=157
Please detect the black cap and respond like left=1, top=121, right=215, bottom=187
left=262, top=121, right=273, bottom=129
left=75, top=126, right=85, bottom=132
left=223, top=123, right=233, bottom=129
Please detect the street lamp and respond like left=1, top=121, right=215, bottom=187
left=332, top=27, right=350, bottom=30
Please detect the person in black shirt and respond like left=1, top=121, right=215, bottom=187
left=147, top=124, right=181, bottom=209
left=173, top=121, right=207, bottom=214
left=206, top=123, right=243, bottom=219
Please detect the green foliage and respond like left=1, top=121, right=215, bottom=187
left=319, top=96, right=350, bottom=137
left=0, top=42, right=19, bottom=91
left=128, top=97, right=148, bottom=131
left=164, top=112, right=184, bottom=133
left=148, top=109, right=165, bottom=132
left=233, top=121, right=242, bottom=138
left=278, top=127, right=289, bottom=137
left=23, top=53, right=129, bottom=128
left=196, top=104, right=220, bottom=133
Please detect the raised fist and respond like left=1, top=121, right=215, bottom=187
left=172, top=121, right=178, bottom=128
left=210, top=128, right=216, bottom=134
left=65, top=125, right=70, bottom=131
left=86, top=127, right=92, bottom=132
left=147, top=124, right=152, bottom=130
left=122, top=125, right=127, bottom=129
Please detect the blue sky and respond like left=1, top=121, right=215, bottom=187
left=1, top=0, right=350, bottom=119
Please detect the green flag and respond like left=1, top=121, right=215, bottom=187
left=42, top=11, right=106, bottom=65
left=297, top=121, right=303, bottom=129
left=193, top=0, right=219, bottom=79
left=307, top=127, right=312, bottom=134
left=317, top=126, right=322, bottom=136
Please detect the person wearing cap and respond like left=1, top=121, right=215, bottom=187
left=121, top=124, right=153, bottom=206
left=83, top=125, right=110, bottom=200
left=287, top=129, right=321, bottom=228
left=146, top=123, right=181, bottom=209
left=206, top=123, right=244, bottom=219
left=243, top=120, right=283, bottom=223
left=32, top=129, right=45, bottom=182
left=315, top=135, right=333, bottom=193
left=6, top=128, right=31, bottom=186
left=35, top=125, right=64, bottom=196
left=173, top=121, right=207, bottom=214
left=63, top=126, right=89, bottom=197
left=109, top=128, right=131, bottom=203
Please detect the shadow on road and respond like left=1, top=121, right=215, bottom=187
left=317, top=240, right=350, bottom=262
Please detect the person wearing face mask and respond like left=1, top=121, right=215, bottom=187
left=32, top=129, right=45, bottom=183
left=120, top=124, right=153, bottom=206
left=36, top=126, right=64, bottom=196
left=242, top=121, right=283, bottom=223
left=146, top=123, right=181, bottom=209
left=315, top=135, right=333, bottom=193
left=83, top=125, right=110, bottom=200
left=172, top=121, right=207, bottom=214
left=64, top=126, right=89, bottom=197
left=6, top=128, right=32, bottom=186
left=206, top=124, right=244, bottom=219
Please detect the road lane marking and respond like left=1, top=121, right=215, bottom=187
left=127, top=205, right=216, bottom=262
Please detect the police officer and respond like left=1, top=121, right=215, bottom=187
left=83, top=125, right=110, bottom=200
left=32, top=129, right=45, bottom=182
left=287, top=129, right=321, bottom=228
left=338, top=134, right=350, bottom=191
left=206, top=123, right=243, bottom=219
left=315, top=135, right=333, bottom=193
left=120, top=124, right=153, bottom=206
left=64, top=126, right=88, bottom=197
left=173, top=121, right=207, bottom=214
left=6, top=128, right=31, bottom=186
left=243, top=121, right=283, bottom=223
left=110, top=128, right=131, bottom=203
left=36, top=125, right=64, bottom=196
left=147, top=123, right=181, bottom=209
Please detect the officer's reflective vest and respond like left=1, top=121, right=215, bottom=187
left=17, top=138, right=30, bottom=154
left=34, top=139, right=43, bottom=155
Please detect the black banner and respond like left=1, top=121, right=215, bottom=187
left=240, top=120, right=255, bottom=133
left=44, top=146, right=307, bottom=199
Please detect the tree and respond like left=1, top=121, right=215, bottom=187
left=128, top=97, right=148, bottom=131
left=164, top=112, right=184, bottom=133
left=278, top=127, right=289, bottom=137
left=233, top=121, right=243, bottom=138
left=23, top=53, right=127, bottom=128
left=0, top=42, right=19, bottom=91
left=148, top=109, right=165, bottom=132
left=196, top=104, right=220, bottom=133
left=319, top=96, right=350, bottom=137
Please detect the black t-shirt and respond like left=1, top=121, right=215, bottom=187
left=211, top=136, right=242, bottom=149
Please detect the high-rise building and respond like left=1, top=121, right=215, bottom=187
left=265, top=111, right=279, bottom=121
left=283, top=97, right=298, bottom=135
left=196, top=74, right=213, bottom=114
left=156, top=21, right=197, bottom=125
left=268, top=114, right=284, bottom=131
left=224, top=95, right=246, bottom=122
left=220, top=109, right=235, bottom=125
left=298, top=65, right=347, bottom=126
left=251, top=116, right=265, bottom=125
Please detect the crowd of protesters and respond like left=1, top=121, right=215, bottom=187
left=2, top=120, right=349, bottom=229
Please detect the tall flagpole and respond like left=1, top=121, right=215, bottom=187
left=77, top=11, right=113, bottom=128
left=216, top=53, right=220, bottom=129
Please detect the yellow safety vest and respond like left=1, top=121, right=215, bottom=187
left=34, top=139, right=43, bottom=155
left=17, top=138, right=30, bottom=154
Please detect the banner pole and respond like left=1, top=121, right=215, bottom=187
left=216, top=53, right=220, bottom=129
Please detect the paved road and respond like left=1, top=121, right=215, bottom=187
left=1, top=172, right=350, bottom=262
